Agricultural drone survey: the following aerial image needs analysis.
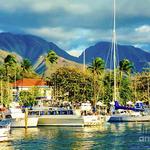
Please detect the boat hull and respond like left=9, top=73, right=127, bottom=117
left=83, top=115, right=104, bottom=126
left=37, top=115, right=104, bottom=126
left=38, top=115, right=84, bottom=126
left=10, top=117, right=38, bottom=128
left=107, top=115, right=150, bottom=122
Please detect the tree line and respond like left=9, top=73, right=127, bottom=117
left=0, top=50, right=149, bottom=107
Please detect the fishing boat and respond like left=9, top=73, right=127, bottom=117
left=107, top=0, right=150, bottom=122
left=0, top=119, right=11, bottom=141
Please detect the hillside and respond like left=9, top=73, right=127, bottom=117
left=34, top=56, right=83, bottom=75
left=0, top=49, right=22, bottom=63
left=0, top=32, right=78, bottom=64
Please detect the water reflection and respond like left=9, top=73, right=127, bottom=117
left=0, top=122, right=149, bottom=150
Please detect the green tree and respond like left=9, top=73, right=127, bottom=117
left=19, top=87, right=40, bottom=106
left=20, top=58, right=38, bottom=78
left=119, top=77, right=133, bottom=105
left=49, top=67, right=93, bottom=102
left=46, top=50, right=58, bottom=64
left=4, top=54, right=19, bottom=82
left=119, top=59, right=134, bottom=104
left=21, top=59, right=32, bottom=72
left=0, top=80, right=12, bottom=106
left=119, top=59, right=134, bottom=76
left=88, top=57, right=105, bottom=108
left=102, top=71, right=113, bottom=107
left=43, top=50, right=58, bottom=78
left=132, top=72, right=150, bottom=102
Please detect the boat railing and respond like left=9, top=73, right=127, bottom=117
left=28, top=109, right=74, bottom=116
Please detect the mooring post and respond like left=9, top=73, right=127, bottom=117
left=25, top=108, right=28, bottom=129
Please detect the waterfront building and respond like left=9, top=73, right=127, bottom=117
left=11, top=78, right=52, bottom=102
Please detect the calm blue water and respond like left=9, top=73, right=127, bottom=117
left=1, top=122, right=150, bottom=150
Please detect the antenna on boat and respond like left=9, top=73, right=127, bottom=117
left=113, top=0, right=117, bottom=101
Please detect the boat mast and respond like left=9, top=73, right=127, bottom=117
left=113, top=0, right=117, bottom=101
left=148, top=75, right=150, bottom=102
left=0, top=75, right=3, bottom=105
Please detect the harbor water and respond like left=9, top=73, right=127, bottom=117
left=1, top=122, right=150, bottom=150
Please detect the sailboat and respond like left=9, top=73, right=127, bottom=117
left=107, top=0, right=150, bottom=122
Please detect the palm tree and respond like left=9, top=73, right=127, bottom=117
left=20, top=58, right=32, bottom=78
left=89, top=57, right=105, bottom=75
left=43, top=50, right=58, bottom=78
left=46, top=50, right=58, bottom=64
left=119, top=59, right=134, bottom=76
left=88, top=57, right=105, bottom=110
left=21, top=59, right=32, bottom=72
left=119, top=59, right=134, bottom=104
left=4, top=54, right=17, bottom=77
left=119, top=59, right=134, bottom=85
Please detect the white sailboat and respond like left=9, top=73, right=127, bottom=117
left=107, top=0, right=150, bottom=122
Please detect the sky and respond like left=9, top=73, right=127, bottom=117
left=0, top=0, right=150, bottom=56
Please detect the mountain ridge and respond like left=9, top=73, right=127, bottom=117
left=79, top=41, right=150, bottom=71
left=0, top=32, right=78, bottom=64
left=0, top=32, right=149, bottom=72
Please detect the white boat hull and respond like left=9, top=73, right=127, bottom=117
left=83, top=115, right=104, bottom=126
left=10, top=117, right=38, bottom=128
left=38, top=115, right=84, bottom=126
left=107, top=115, right=150, bottom=122
left=37, top=115, right=104, bottom=126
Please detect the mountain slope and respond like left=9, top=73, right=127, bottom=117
left=79, top=42, right=150, bottom=71
left=34, top=56, right=83, bottom=75
left=0, top=49, right=22, bottom=63
left=0, top=32, right=78, bottom=64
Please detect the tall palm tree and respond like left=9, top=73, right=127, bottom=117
left=88, top=57, right=105, bottom=110
left=89, top=57, right=105, bottom=75
left=119, top=59, right=134, bottom=76
left=4, top=54, right=17, bottom=77
left=43, top=50, right=58, bottom=77
left=21, top=58, right=32, bottom=78
left=119, top=59, right=134, bottom=104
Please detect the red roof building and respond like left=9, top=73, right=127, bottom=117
left=12, top=78, right=47, bottom=87
left=12, top=78, right=52, bottom=101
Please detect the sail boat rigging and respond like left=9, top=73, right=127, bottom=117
left=113, top=0, right=117, bottom=102
left=0, top=75, right=3, bottom=105
left=107, top=0, right=150, bottom=122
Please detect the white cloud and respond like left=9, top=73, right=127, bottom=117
left=67, top=45, right=87, bottom=57
left=133, top=44, right=150, bottom=52
left=0, top=0, right=92, bottom=15
left=67, top=50, right=82, bottom=57
left=135, top=25, right=150, bottom=33
left=26, top=27, right=99, bottom=49
left=27, top=27, right=74, bottom=41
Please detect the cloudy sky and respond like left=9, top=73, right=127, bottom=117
left=0, top=0, right=150, bottom=56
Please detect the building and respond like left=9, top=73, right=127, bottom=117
left=12, top=78, right=52, bottom=101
